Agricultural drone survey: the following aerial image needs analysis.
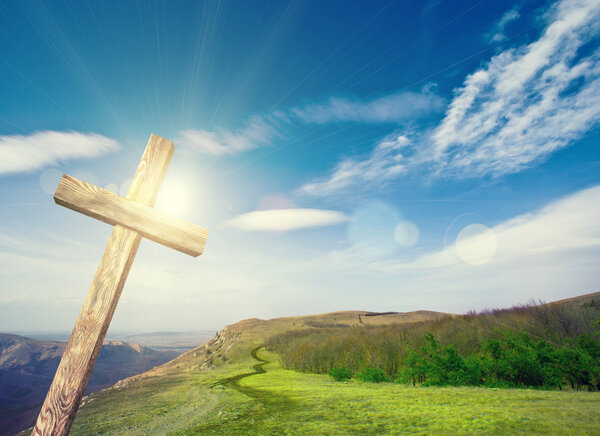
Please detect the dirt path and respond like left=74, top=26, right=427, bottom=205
left=177, top=347, right=295, bottom=434
left=211, top=346, right=271, bottom=400
left=210, top=345, right=294, bottom=410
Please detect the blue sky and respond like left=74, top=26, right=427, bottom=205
left=1, top=0, right=600, bottom=333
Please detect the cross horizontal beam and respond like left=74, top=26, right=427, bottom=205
left=54, top=174, right=208, bottom=257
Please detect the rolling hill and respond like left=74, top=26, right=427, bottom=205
left=16, top=293, right=600, bottom=434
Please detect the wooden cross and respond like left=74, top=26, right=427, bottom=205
left=32, top=134, right=209, bottom=435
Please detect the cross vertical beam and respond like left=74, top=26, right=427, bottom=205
left=33, top=135, right=174, bottom=435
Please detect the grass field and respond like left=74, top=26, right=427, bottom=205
left=18, top=301, right=598, bottom=435
left=63, top=344, right=600, bottom=435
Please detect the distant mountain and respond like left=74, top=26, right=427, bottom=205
left=0, top=334, right=183, bottom=436
left=17, top=330, right=215, bottom=353
left=115, top=330, right=215, bottom=353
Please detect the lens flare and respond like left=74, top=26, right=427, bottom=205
left=394, top=221, right=420, bottom=247
left=348, top=201, right=400, bottom=258
left=39, top=168, right=63, bottom=195
left=105, top=183, right=118, bottom=194
left=119, top=178, right=133, bottom=197
left=456, top=223, right=497, bottom=265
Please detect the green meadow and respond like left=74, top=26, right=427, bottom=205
left=66, top=346, right=600, bottom=435
left=17, top=296, right=597, bottom=435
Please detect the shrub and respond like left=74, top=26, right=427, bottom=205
left=265, top=307, right=600, bottom=391
left=398, top=349, right=427, bottom=386
left=355, top=367, right=389, bottom=383
left=328, top=366, right=352, bottom=382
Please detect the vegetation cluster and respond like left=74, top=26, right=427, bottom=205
left=266, top=299, right=600, bottom=390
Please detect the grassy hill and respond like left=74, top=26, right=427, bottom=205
left=18, top=294, right=600, bottom=435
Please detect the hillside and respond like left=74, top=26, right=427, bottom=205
left=140, top=308, right=452, bottom=378
left=267, top=291, right=600, bottom=379
left=16, top=294, right=600, bottom=434
left=0, top=335, right=180, bottom=436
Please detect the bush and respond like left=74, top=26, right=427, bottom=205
left=398, top=349, right=427, bottom=386
left=355, top=367, right=389, bottom=383
left=265, top=305, right=600, bottom=391
left=399, top=328, right=600, bottom=390
left=328, top=366, right=352, bottom=382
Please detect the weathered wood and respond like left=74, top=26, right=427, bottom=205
left=54, top=174, right=208, bottom=257
left=33, top=135, right=176, bottom=436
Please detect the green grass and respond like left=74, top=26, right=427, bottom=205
left=68, top=362, right=254, bottom=435
left=67, top=346, right=600, bottom=435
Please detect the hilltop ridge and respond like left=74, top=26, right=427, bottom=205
left=135, top=308, right=453, bottom=379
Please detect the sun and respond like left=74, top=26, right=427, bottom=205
left=154, top=178, right=191, bottom=217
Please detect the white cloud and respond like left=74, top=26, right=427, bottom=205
left=177, top=115, right=279, bottom=155
left=248, top=184, right=600, bottom=313
left=486, top=7, right=520, bottom=43
left=3, top=185, right=599, bottom=331
left=224, top=208, right=349, bottom=231
left=297, top=135, right=410, bottom=196
left=298, top=0, right=600, bottom=196
left=376, top=185, right=598, bottom=273
left=301, top=184, right=600, bottom=311
left=291, top=89, right=444, bottom=124
left=429, top=0, right=600, bottom=178
left=177, top=89, right=443, bottom=156
left=0, top=131, right=119, bottom=175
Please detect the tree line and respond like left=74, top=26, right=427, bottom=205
left=265, top=298, right=600, bottom=390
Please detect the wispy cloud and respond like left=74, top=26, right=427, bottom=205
left=297, top=135, right=410, bottom=196
left=225, top=184, right=600, bottom=314
left=224, top=208, right=349, bottom=231
left=299, top=0, right=600, bottom=196
left=382, top=184, right=600, bottom=273
left=3, top=184, right=598, bottom=330
left=485, top=6, right=520, bottom=43
left=430, top=0, right=600, bottom=178
left=177, top=115, right=280, bottom=156
left=291, top=89, right=444, bottom=124
left=304, top=184, right=600, bottom=310
left=0, top=131, right=119, bottom=175
left=178, top=88, right=442, bottom=155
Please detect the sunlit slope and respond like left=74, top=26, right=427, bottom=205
left=140, top=309, right=453, bottom=378
left=17, top=296, right=599, bottom=435
left=60, top=310, right=451, bottom=434
left=72, top=348, right=600, bottom=435
left=178, top=349, right=600, bottom=435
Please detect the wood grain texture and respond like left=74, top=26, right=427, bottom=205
left=32, top=135, right=175, bottom=436
left=54, top=174, right=208, bottom=257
